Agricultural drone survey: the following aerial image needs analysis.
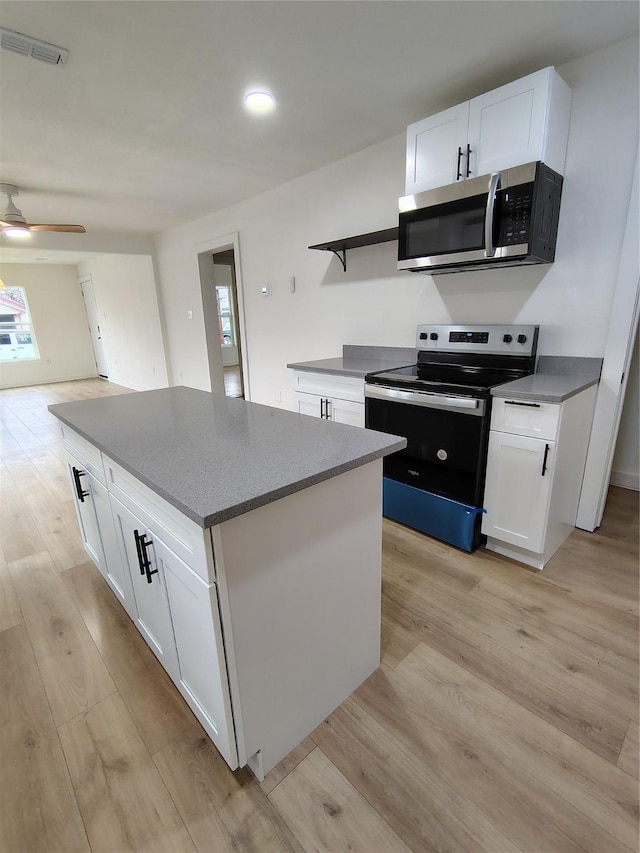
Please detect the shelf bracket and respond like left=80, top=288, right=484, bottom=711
left=328, top=247, right=347, bottom=272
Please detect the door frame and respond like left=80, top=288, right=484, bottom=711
left=194, top=232, right=250, bottom=400
left=79, top=273, right=109, bottom=378
left=576, top=146, right=639, bottom=530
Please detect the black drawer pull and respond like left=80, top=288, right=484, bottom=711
left=504, top=400, right=541, bottom=408
left=72, top=466, right=89, bottom=503
left=541, top=443, right=550, bottom=477
left=133, top=529, right=157, bottom=582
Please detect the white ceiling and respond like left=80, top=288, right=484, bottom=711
left=0, top=0, right=638, bottom=244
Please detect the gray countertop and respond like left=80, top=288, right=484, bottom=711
left=287, top=345, right=417, bottom=378
left=49, top=387, right=406, bottom=529
left=491, top=356, right=602, bottom=403
left=287, top=356, right=406, bottom=378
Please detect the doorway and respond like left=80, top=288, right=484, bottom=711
left=212, top=249, right=244, bottom=398
left=197, top=233, right=248, bottom=399
left=79, top=274, right=109, bottom=378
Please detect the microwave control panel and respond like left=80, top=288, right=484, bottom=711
left=497, top=184, right=533, bottom=245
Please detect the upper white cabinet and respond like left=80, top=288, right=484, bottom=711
left=405, top=67, right=572, bottom=194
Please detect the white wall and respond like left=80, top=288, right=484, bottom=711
left=154, top=36, right=638, bottom=475
left=0, top=263, right=96, bottom=389
left=77, top=254, right=168, bottom=391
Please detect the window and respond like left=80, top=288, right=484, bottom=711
left=216, top=285, right=235, bottom=346
left=0, top=286, right=39, bottom=361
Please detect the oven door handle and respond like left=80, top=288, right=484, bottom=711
left=365, top=384, right=483, bottom=414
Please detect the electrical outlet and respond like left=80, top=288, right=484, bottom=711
left=290, top=276, right=296, bottom=293
left=187, top=309, right=193, bottom=320
left=261, top=284, right=271, bottom=297
left=276, top=390, right=282, bottom=402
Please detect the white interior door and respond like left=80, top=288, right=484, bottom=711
left=80, top=275, right=109, bottom=378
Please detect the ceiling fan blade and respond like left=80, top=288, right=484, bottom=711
left=26, top=223, right=86, bottom=233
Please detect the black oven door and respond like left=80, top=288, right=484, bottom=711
left=365, top=386, right=490, bottom=507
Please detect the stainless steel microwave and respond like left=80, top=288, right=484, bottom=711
left=397, top=161, right=563, bottom=275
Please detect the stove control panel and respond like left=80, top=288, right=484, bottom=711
left=416, top=324, right=539, bottom=356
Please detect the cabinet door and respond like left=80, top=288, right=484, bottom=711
left=482, top=431, right=554, bottom=553
left=109, top=495, right=179, bottom=681
left=405, top=102, right=469, bottom=193
left=65, top=452, right=106, bottom=574
left=327, top=397, right=364, bottom=428
left=293, top=391, right=323, bottom=418
left=91, top=478, right=135, bottom=617
left=157, top=537, right=237, bottom=770
left=468, top=68, right=550, bottom=178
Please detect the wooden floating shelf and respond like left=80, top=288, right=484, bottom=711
left=308, top=227, right=398, bottom=271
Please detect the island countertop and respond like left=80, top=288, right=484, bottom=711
left=49, top=386, right=406, bottom=528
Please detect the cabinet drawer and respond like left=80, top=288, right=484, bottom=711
left=104, top=456, right=216, bottom=583
left=293, top=371, right=364, bottom=403
left=60, top=424, right=106, bottom=486
left=491, top=398, right=561, bottom=440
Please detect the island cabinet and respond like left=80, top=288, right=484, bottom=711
left=481, top=387, right=597, bottom=569
left=62, top=424, right=134, bottom=616
left=405, top=66, right=572, bottom=195
left=292, top=370, right=364, bottom=427
left=105, top=456, right=237, bottom=770
left=53, top=388, right=402, bottom=781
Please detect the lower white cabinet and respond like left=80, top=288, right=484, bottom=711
left=482, top=388, right=597, bottom=569
left=482, top=431, right=554, bottom=554
left=109, top=494, right=181, bottom=682
left=160, top=538, right=237, bottom=769
left=60, top=425, right=383, bottom=780
left=292, top=371, right=365, bottom=427
left=66, top=450, right=106, bottom=572
left=65, top=447, right=134, bottom=615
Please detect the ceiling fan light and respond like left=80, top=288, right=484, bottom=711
left=3, top=225, right=31, bottom=238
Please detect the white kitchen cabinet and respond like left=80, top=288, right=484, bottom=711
left=109, top=493, right=181, bottom=683
left=56, top=418, right=386, bottom=780
left=65, top=449, right=107, bottom=574
left=405, top=66, right=572, bottom=194
left=482, top=430, right=555, bottom=554
left=292, top=371, right=365, bottom=427
left=159, top=537, right=237, bottom=769
left=482, top=388, right=597, bottom=569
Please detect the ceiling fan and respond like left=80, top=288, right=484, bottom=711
left=0, top=183, right=86, bottom=237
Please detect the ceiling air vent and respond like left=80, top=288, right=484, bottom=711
left=0, top=27, right=69, bottom=65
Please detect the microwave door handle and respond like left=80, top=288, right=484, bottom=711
left=484, top=172, right=501, bottom=258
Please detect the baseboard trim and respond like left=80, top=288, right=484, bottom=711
left=0, top=372, right=98, bottom=390
left=609, top=471, right=640, bottom=491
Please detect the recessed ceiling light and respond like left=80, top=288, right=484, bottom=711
left=244, top=91, right=275, bottom=111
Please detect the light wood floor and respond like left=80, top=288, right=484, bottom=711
left=1, top=378, right=638, bottom=853
left=223, top=365, right=243, bottom=398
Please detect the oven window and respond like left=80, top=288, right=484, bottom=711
left=366, top=396, right=488, bottom=506
left=400, top=193, right=486, bottom=258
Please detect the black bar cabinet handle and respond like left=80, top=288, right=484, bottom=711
left=72, top=465, right=89, bottom=503
left=541, top=443, right=550, bottom=477
left=456, top=146, right=463, bottom=180
left=133, top=529, right=146, bottom=575
left=320, top=398, right=325, bottom=418
left=139, top=533, right=157, bottom=584
left=504, top=400, right=541, bottom=408
left=466, top=143, right=472, bottom=177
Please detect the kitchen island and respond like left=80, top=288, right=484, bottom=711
left=49, top=387, right=405, bottom=779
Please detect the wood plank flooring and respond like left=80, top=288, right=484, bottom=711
left=1, top=378, right=638, bottom=853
